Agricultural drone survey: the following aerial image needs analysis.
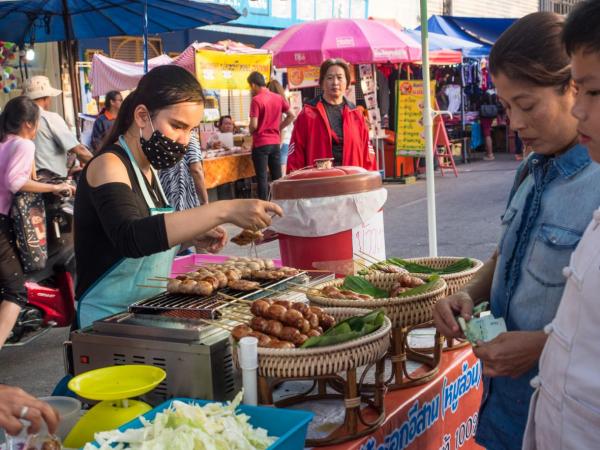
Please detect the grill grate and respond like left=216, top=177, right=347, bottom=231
left=129, top=274, right=306, bottom=318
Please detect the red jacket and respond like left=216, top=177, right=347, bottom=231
left=287, top=97, right=376, bottom=172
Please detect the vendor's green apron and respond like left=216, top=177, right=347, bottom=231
left=77, top=136, right=178, bottom=329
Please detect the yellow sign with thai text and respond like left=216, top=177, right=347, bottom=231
left=194, top=50, right=272, bottom=90
left=395, top=80, right=436, bottom=156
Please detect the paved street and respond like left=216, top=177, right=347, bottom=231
left=0, top=155, right=520, bottom=396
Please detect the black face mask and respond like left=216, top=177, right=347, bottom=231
left=139, top=123, right=187, bottom=170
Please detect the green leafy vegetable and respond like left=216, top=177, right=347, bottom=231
left=341, top=276, right=388, bottom=298
left=301, top=310, right=385, bottom=348
left=84, top=391, right=275, bottom=450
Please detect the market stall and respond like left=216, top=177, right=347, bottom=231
left=87, top=41, right=272, bottom=193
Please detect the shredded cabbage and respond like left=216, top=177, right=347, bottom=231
left=83, top=392, right=276, bottom=450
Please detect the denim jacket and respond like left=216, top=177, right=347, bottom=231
left=476, top=144, right=600, bottom=450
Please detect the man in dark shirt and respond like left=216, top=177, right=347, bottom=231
left=247, top=72, right=295, bottom=200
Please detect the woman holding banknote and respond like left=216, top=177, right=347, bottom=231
left=433, top=12, right=600, bottom=450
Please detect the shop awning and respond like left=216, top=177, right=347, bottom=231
left=405, top=29, right=485, bottom=63
left=418, top=15, right=516, bottom=57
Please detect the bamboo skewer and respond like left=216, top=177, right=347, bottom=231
left=137, top=284, right=167, bottom=289
left=196, top=318, right=235, bottom=331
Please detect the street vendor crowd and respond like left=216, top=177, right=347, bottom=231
left=2, top=1, right=600, bottom=448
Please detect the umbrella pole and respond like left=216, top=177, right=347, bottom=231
left=143, top=0, right=149, bottom=73
left=420, top=0, right=438, bottom=257
left=61, top=0, right=82, bottom=132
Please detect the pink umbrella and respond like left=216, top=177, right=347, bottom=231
left=262, top=18, right=422, bottom=67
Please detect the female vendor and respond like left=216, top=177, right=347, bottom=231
left=74, top=65, right=283, bottom=328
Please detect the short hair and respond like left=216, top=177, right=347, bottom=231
left=247, top=71, right=266, bottom=87
left=490, top=12, right=571, bottom=91
left=319, top=59, right=351, bottom=86
left=217, top=115, right=233, bottom=127
left=563, top=0, right=600, bottom=55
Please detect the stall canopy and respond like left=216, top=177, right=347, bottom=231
left=418, top=15, right=517, bottom=57
left=405, top=29, right=485, bottom=64
left=90, top=41, right=270, bottom=96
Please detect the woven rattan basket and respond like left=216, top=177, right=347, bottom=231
left=307, top=273, right=447, bottom=328
left=404, top=257, right=483, bottom=296
left=234, top=307, right=391, bottom=379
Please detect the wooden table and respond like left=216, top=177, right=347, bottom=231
left=203, top=153, right=255, bottom=189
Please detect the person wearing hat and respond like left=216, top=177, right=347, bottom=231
left=23, top=75, right=93, bottom=179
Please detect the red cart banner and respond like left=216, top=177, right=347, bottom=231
left=322, top=348, right=484, bottom=450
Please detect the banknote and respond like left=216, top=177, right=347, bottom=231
left=456, top=302, right=507, bottom=345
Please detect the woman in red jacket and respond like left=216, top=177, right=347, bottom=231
left=287, top=59, right=376, bottom=171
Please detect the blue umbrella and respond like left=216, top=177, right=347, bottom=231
left=0, top=0, right=239, bottom=114
left=0, top=0, right=240, bottom=70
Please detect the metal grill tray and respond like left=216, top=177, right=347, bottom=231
left=129, top=272, right=309, bottom=317
left=92, top=311, right=219, bottom=341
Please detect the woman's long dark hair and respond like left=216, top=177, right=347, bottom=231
left=0, top=96, right=40, bottom=142
left=101, top=65, right=205, bottom=151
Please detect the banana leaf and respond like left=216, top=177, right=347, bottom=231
left=341, top=276, right=388, bottom=298
left=395, top=274, right=441, bottom=297
left=301, top=309, right=385, bottom=348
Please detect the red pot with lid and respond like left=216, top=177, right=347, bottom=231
left=271, top=165, right=387, bottom=275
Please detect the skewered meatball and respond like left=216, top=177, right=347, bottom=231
left=231, top=324, right=253, bottom=341
left=281, top=309, right=304, bottom=327
left=279, top=326, right=300, bottom=342
left=298, top=318, right=311, bottom=334
left=307, top=329, right=321, bottom=338
left=309, top=306, right=324, bottom=319
left=305, top=312, right=320, bottom=329
left=250, top=316, right=269, bottom=333
left=250, top=300, right=271, bottom=317
left=167, top=279, right=182, bottom=292
left=179, top=279, right=197, bottom=294
left=290, top=302, right=309, bottom=315
left=228, top=280, right=260, bottom=291
left=320, top=314, right=336, bottom=330
left=212, top=270, right=229, bottom=288
left=191, top=280, right=213, bottom=296
left=224, top=268, right=242, bottom=281
left=275, top=300, right=293, bottom=310
left=267, top=340, right=295, bottom=349
left=264, top=319, right=283, bottom=338
left=248, top=330, right=272, bottom=347
left=266, top=304, right=287, bottom=321
left=199, top=275, right=219, bottom=290
left=292, top=333, right=309, bottom=346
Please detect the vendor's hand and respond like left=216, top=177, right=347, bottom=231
left=212, top=140, right=222, bottom=149
left=226, top=199, right=283, bottom=230
left=194, top=226, right=227, bottom=254
left=473, top=331, right=547, bottom=378
left=433, top=291, right=474, bottom=339
left=0, top=385, right=60, bottom=436
left=52, top=182, right=76, bottom=197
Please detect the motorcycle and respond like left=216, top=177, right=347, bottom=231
left=5, top=180, right=76, bottom=346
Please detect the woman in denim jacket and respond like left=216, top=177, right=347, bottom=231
left=434, top=12, right=600, bottom=450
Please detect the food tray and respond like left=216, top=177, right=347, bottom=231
left=404, top=256, right=483, bottom=296
left=234, top=307, right=391, bottom=379
left=84, top=398, right=314, bottom=450
left=307, top=273, right=447, bottom=328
